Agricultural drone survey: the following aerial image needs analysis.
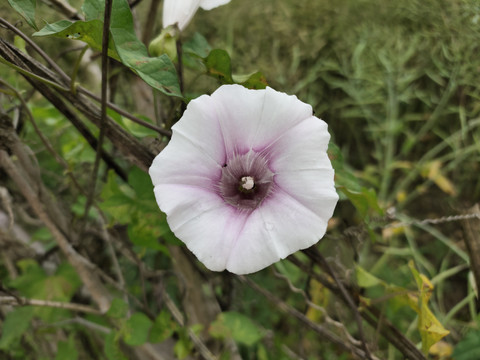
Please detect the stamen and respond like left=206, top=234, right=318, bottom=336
left=241, top=176, right=255, bottom=191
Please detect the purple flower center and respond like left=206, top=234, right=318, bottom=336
left=218, top=150, right=274, bottom=211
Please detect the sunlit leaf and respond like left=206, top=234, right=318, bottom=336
left=356, top=265, right=385, bottom=288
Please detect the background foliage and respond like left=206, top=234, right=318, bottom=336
left=0, top=0, right=479, bottom=359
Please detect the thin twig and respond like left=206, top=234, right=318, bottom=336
left=78, top=87, right=172, bottom=136
left=141, top=0, right=161, bottom=45
left=163, top=291, right=218, bottom=360
left=384, top=212, right=480, bottom=229
left=288, top=254, right=427, bottom=360
left=0, top=17, right=70, bottom=82
left=49, top=316, right=112, bottom=334
left=272, top=269, right=363, bottom=348
left=237, top=275, right=374, bottom=359
left=84, top=0, right=114, bottom=218
left=0, top=150, right=111, bottom=313
left=1, top=16, right=171, bottom=137
left=0, top=296, right=102, bottom=315
left=0, top=80, right=90, bottom=194
left=304, top=247, right=373, bottom=360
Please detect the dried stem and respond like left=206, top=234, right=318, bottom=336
left=462, top=204, right=480, bottom=296
left=0, top=150, right=111, bottom=312
left=0, top=296, right=102, bottom=315
left=237, top=275, right=374, bottom=359
left=303, top=247, right=373, bottom=360
left=84, top=0, right=114, bottom=217
left=288, top=254, right=427, bottom=360
left=163, top=291, right=218, bottom=360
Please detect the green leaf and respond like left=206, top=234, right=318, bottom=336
left=236, top=71, right=268, bottom=89
left=183, top=32, right=211, bottom=59
left=81, top=0, right=105, bottom=20
left=149, top=311, right=176, bottom=343
left=209, top=311, right=265, bottom=346
left=0, top=306, right=35, bottom=349
left=453, top=330, right=480, bottom=360
left=106, top=298, right=129, bottom=319
left=204, top=49, right=234, bottom=84
left=8, top=0, right=37, bottom=30
left=32, top=20, right=121, bottom=61
left=328, top=142, right=363, bottom=192
left=356, top=265, right=385, bottom=288
left=104, top=331, right=128, bottom=360
left=33, top=0, right=182, bottom=97
left=339, top=186, right=383, bottom=218
left=55, top=335, right=79, bottom=360
left=108, top=0, right=181, bottom=97
left=8, top=261, right=82, bottom=322
left=128, top=166, right=154, bottom=201
left=174, top=329, right=193, bottom=359
left=123, top=312, right=153, bottom=346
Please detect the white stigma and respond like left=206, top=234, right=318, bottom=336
left=241, top=176, right=255, bottom=191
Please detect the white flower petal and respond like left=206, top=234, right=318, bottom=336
left=155, top=184, right=246, bottom=271
left=226, top=189, right=331, bottom=275
left=172, top=94, right=226, bottom=166
left=199, top=0, right=231, bottom=11
left=251, top=87, right=313, bottom=151
left=267, top=116, right=338, bottom=220
left=149, top=131, right=220, bottom=189
left=163, top=0, right=201, bottom=30
left=211, top=85, right=313, bottom=156
left=274, top=170, right=338, bottom=221
left=210, top=84, right=266, bottom=157
left=268, top=116, right=332, bottom=172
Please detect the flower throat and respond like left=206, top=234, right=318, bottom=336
left=218, top=151, right=274, bottom=211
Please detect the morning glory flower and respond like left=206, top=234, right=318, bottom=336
left=163, top=0, right=232, bottom=31
left=149, top=85, right=338, bottom=275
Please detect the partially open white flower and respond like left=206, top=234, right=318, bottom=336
left=163, top=0, right=232, bottom=31
left=149, top=85, right=338, bottom=275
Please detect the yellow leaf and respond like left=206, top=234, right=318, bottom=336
left=429, top=340, right=453, bottom=358
left=419, top=305, right=450, bottom=354
left=382, top=223, right=406, bottom=239
left=396, top=190, right=407, bottom=203
left=305, top=279, right=330, bottom=322
left=421, top=160, right=457, bottom=196
left=408, top=261, right=450, bottom=355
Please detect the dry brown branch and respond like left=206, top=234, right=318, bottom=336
left=0, top=113, right=113, bottom=313
left=0, top=149, right=112, bottom=313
